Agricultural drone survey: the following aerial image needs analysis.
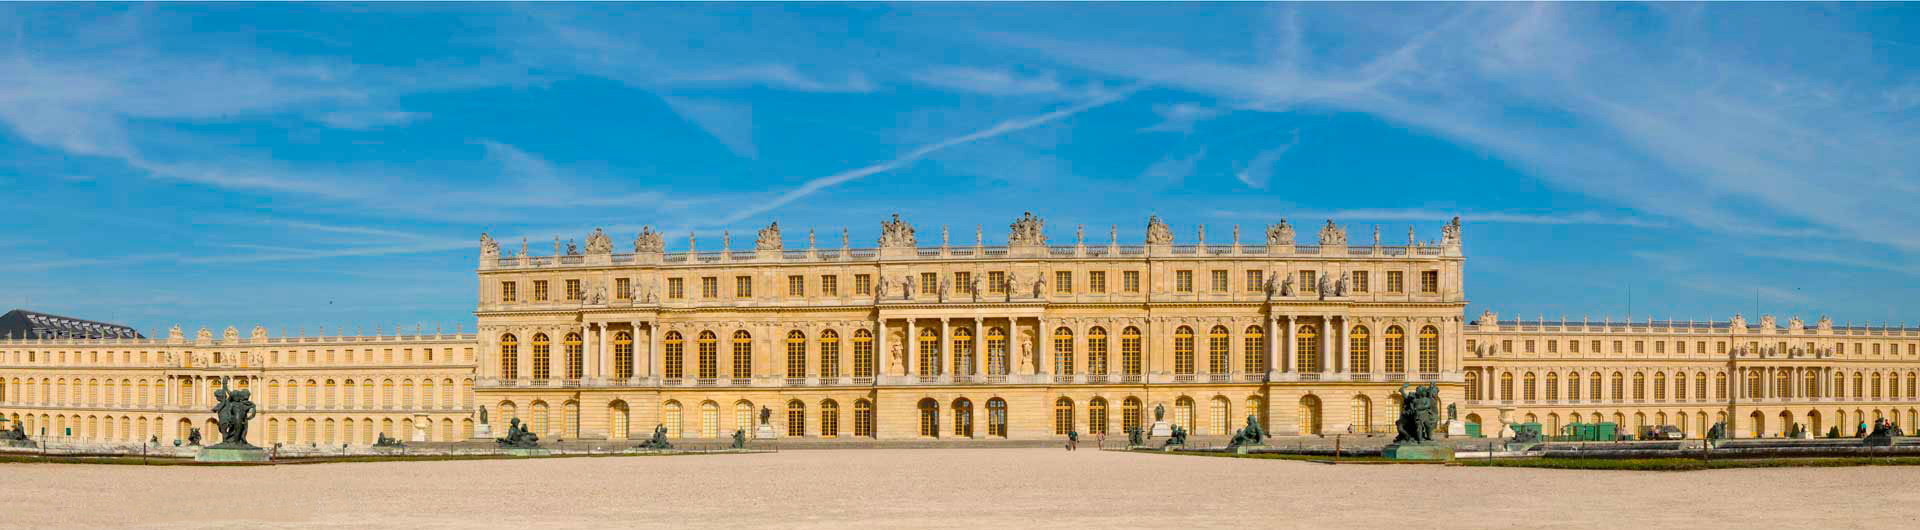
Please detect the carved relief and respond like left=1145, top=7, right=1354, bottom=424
left=1318, top=220, right=1347, bottom=247
left=584, top=228, right=613, bottom=255
left=1008, top=212, right=1046, bottom=247
left=879, top=214, right=916, bottom=248
left=1145, top=215, right=1173, bottom=245
left=480, top=232, right=500, bottom=258
left=1265, top=220, right=1295, bottom=247
left=634, top=226, right=665, bottom=253
left=755, top=222, right=783, bottom=251
left=1441, top=216, right=1462, bottom=246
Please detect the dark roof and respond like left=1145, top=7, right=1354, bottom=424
left=0, top=309, right=142, bottom=340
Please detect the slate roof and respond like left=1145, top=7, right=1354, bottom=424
left=0, top=309, right=142, bottom=339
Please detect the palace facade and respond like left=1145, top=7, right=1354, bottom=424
left=0, top=213, right=1912, bottom=446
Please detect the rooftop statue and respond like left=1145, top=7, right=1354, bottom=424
left=1441, top=216, right=1462, bottom=246
left=1318, top=220, right=1347, bottom=247
left=210, top=377, right=258, bottom=448
left=1008, top=212, right=1046, bottom=247
left=1145, top=215, right=1173, bottom=245
left=879, top=214, right=916, bottom=248
left=634, top=226, right=665, bottom=253
left=755, top=221, right=783, bottom=251
left=480, top=232, right=500, bottom=258
left=1266, top=220, right=1295, bottom=248
left=584, top=228, right=613, bottom=255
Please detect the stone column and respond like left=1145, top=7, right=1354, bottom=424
left=1337, top=316, right=1350, bottom=373
left=872, top=319, right=886, bottom=378
left=1266, top=315, right=1278, bottom=375
left=1319, top=316, right=1330, bottom=374
left=595, top=322, right=609, bottom=379
left=974, top=317, right=987, bottom=377
left=906, top=319, right=918, bottom=377
left=1282, top=315, right=1295, bottom=373
left=940, top=318, right=952, bottom=377
left=1040, top=317, right=1052, bottom=376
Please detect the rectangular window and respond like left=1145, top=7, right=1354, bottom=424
left=1634, top=341, right=1644, bottom=354
left=989, top=271, right=1007, bottom=293
left=1386, top=271, right=1404, bottom=292
left=1351, top=271, right=1369, bottom=293
left=1547, top=340, right=1558, bottom=353
left=1502, top=340, right=1513, bottom=353
left=736, top=276, right=753, bottom=298
left=565, top=279, right=582, bottom=301
left=1613, top=341, right=1624, bottom=354
left=668, top=278, right=685, bottom=299
left=1055, top=271, right=1072, bottom=294
left=1089, top=271, right=1106, bottom=293
left=1524, top=340, right=1535, bottom=353
left=788, top=275, right=805, bottom=297
left=1655, top=341, right=1666, bottom=354
left=822, top=275, right=838, bottom=296
left=1570, top=340, right=1581, bottom=353
left=1300, top=270, right=1316, bottom=291
left=1210, top=270, right=1228, bottom=292
left=1175, top=270, right=1193, bottom=292
left=533, top=280, right=549, bottom=302
left=854, top=274, right=872, bottom=295
left=1717, top=341, right=1727, bottom=354
left=920, top=272, right=938, bottom=295
left=1676, top=341, right=1686, bottom=354
left=1123, top=271, right=1141, bottom=293
left=955, top=272, right=972, bottom=293
left=1420, top=270, right=1439, bottom=293
left=615, top=278, right=631, bottom=300
left=1244, top=270, right=1262, bottom=292
left=501, top=281, right=517, bottom=303
left=1591, top=340, right=1601, bottom=353
left=701, top=277, right=718, bottom=298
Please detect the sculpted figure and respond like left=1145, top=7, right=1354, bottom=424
left=1280, top=274, right=1294, bottom=297
left=938, top=277, right=950, bottom=301
left=755, top=222, right=783, bottom=251
left=480, top=232, right=500, bottom=258
left=634, top=225, right=665, bottom=253
left=1008, top=212, right=1046, bottom=247
left=1335, top=272, right=1348, bottom=296
left=584, top=228, right=613, bottom=254
left=879, top=214, right=917, bottom=248
left=1265, top=220, right=1294, bottom=247
left=969, top=277, right=981, bottom=302
left=903, top=275, right=915, bottom=299
left=1145, top=215, right=1173, bottom=245
left=889, top=341, right=906, bottom=374
left=759, top=406, right=773, bottom=426
left=1318, top=220, right=1347, bottom=247
left=1441, top=216, right=1462, bottom=246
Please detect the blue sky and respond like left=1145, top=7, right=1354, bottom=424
left=3, top=3, right=1918, bottom=335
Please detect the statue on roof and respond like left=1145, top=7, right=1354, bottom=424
left=584, top=228, right=613, bottom=255
left=1009, top=212, right=1046, bottom=247
left=1318, top=220, right=1347, bottom=247
left=1441, top=216, right=1462, bottom=246
left=1266, top=220, right=1294, bottom=247
left=634, top=226, right=665, bottom=253
left=1145, top=215, right=1174, bottom=245
left=755, top=221, right=783, bottom=251
left=879, top=214, right=916, bottom=248
left=480, top=232, right=500, bottom=258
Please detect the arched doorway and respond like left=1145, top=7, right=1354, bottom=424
left=1350, top=395, right=1372, bottom=433
left=1298, top=395, right=1322, bottom=435
left=952, top=398, right=974, bottom=437
left=986, top=398, right=1008, bottom=438
left=1808, top=410, right=1823, bottom=437
left=1749, top=411, right=1765, bottom=438
left=917, top=398, right=939, bottom=437
left=609, top=400, right=630, bottom=440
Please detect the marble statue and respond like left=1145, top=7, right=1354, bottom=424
left=1266, top=220, right=1294, bottom=247
left=1318, top=220, right=1347, bottom=247
left=634, top=225, right=664, bottom=253
left=1145, top=215, right=1173, bottom=245
left=1009, top=212, right=1046, bottom=246
left=480, top=232, right=499, bottom=258
left=879, top=214, right=916, bottom=248
left=584, top=228, right=613, bottom=254
left=755, top=222, right=783, bottom=251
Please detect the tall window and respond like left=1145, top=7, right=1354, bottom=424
left=1121, top=327, right=1142, bottom=376
left=1633, top=373, right=1647, bottom=400
left=1055, top=271, right=1073, bottom=294
left=852, top=329, right=874, bottom=378
left=566, top=279, right=582, bottom=301
left=819, top=330, right=840, bottom=378
left=1244, top=325, right=1266, bottom=374
left=501, top=281, right=517, bottom=302
left=564, top=332, right=584, bottom=380
left=1295, top=325, right=1320, bottom=372
left=735, top=276, right=753, bottom=298
left=787, top=275, right=805, bottom=297
left=1089, top=271, right=1106, bottom=293
left=1420, top=270, right=1439, bottom=293
left=952, top=327, right=975, bottom=376
left=1054, top=397, right=1075, bottom=435
left=920, top=272, right=938, bottom=296
left=786, top=400, right=806, bottom=437
left=530, top=334, right=551, bottom=380
left=1654, top=372, right=1667, bottom=400
left=1591, top=372, right=1603, bottom=401
left=1545, top=372, right=1560, bottom=400
left=1210, top=270, right=1228, bottom=292
left=662, top=401, right=681, bottom=438
left=918, top=399, right=939, bottom=437
left=1123, top=271, right=1141, bottom=293
left=1611, top=372, right=1626, bottom=401
left=786, top=331, right=807, bottom=379
left=1122, top=397, right=1143, bottom=434
left=616, top=278, right=631, bottom=299
left=1088, top=327, right=1109, bottom=375
left=952, top=399, right=973, bottom=437
left=1245, top=270, right=1263, bottom=292
left=821, top=275, right=838, bottom=296
left=986, top=398, right=1008, bottom=437
left=1175, top=270, right=1193, bottom=292
left=613, top=331, right=634, bottom=379
left=854, top=399, right=874, bottom=437
left=668, top=278, right=685, bottom=299
left=1385, top=271, right=1403, bottom=292
left=498, top=334, right=518, bottom=379
left=697, top=331, right=718, bottom=379
left=701, top=277, right=718, bottom=298
left=533, top=280, right=549, bottom=301
left=854, top=274, right=871, bottom=295
left=986, top=327, right=1009, bottom=376
left=1349, top=326, right=1370, bottom=373
left=1384, top=326, right=1406, bottom=373
left=954, top=272, right=971, bottom=294
left=1300, top=270, right=1316, bottom=291
left=731, top=331, right=753, bottom=379
left=1418, top=325, right=1440, bottom=373
left=1088, top=397, right=1109, bottom=435
left=1053, top=327, right=1075, bottom=376
left=918, top=328, right=940, bottom=378
left=664, top=331, right=685, bottom=379
left=1173, top=326, right=1196, bottom=375
left=989, top=271, right=1006, bottom=293
left=1207, top=326, right=1230, bottom=374
left=1352, top=271, right=1369, bottom=292
left=820, top=400, right=839, bottom=437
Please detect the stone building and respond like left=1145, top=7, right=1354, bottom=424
left=1, top=213, right=1906, bottom=446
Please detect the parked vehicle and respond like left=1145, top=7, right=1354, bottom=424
left=1640, top=425, right=1684, bottom=440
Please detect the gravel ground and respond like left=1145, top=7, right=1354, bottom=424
left=3, top=449, right=1916, bottom=529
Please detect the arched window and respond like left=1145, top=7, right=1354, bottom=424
left=1546, top=372, right=1560, bottom=400
left=1053, top=327, right=1075, bottom=376
left=1716, top=372, right=1729, bottom=399
left=820, top=400, right=840, bottom=437
left=1417, top=326, right=1440, bottom=373
left=1348, top=326, right=1370, bottom=374
left=854, top=399, right=875, bottom=437
left=986, top=398, right=1008, bottom=438
left=1464, top=371, right=1481, bottom=400
left=1088, top=397, right=1108, bottom=435
left=1054, top=397, right=1075, bottom=435
left=786, top=400, right=806, bottom=437
left=1696, top=372, right=1708, bottom=400
left=664, top=331, right=685, bottom=379
left=1654, top=372, right=1667, bottom=400
left=1207, top=326, right=1230, bottom=375
left=819, top=330, right=840, bottom=378
left=852, top=329, right=874, bottom=378
left=697, top=331, right=719, bottom=380
left=563, top=332, right=584, bottom=380
left=700, top=401, right=719, bottom=438
left=1244, top=325, right=1267, bottom=374
left=1775, top=370, right=1791, bottom=399
left=1500, top=372, right=1514, bottom=400
left=987, top=327, right=1009, bottom=376
left=661, top=401, right=682, bottom=437
left=498, top=334, right=519, bottom=379
left=1610, top=372, right=1625, bottom=401
left=1295, top=325, right=1320, bottom=373
left=918, top=328, right=941, bottom=378
left=1523, top=372, right=1537, bottom=401
left=1298, top=395, right=1322, bottom=435
left=531, top=401, right=550, bottom=434
left=731, top=331, right=753, bottom=380
left=1173, top=326, right=1196, bottom=375
left=1589, top=372, right=1602, bottom=401
left=952, top=398, right=974, bottom=437
left=530, top=333, right=551, bottom=380
left=1122, top=397, right=1143, bottom=435
left=1384, top=326, right=1406, bottom=373
left=1748, top=370, right=1763, bottom=399
left=1088, top=327, right=1109, bottom=375
left=952, top=327, right=975, bottom=376
left=609, top=400, right=630, bottom=440
left=734, top=401, right=753, bottom=436
left=1675, top=372, right=1689, bottom=400
left=1633, top=372, right=1646, bottom=400
left=786, top=330, right=808, bottom=379
left=917, top=399, right=939, bottom=437
left=613, top=331, right=634, bottom=379
left=1174, top=396, right=1195, bottom=432
left=1349, top=395, right=1371, bottom=433
left=1121, top=327, right=1143, bottom=377
left=1210, top=396, right=1231, bottom=435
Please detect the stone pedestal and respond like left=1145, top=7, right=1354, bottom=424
left=755, top=424, right=779, bottom=440
left=196, top=445, right=270, bottom=463
left=1232, top=444, right=1272, bottom=455
left=1383, top=443, right=1455, bottom=461
left=1149, top=421, right=1173, bottom=438
left=473, top=424, right=494, bottom=439
left=503, top=448, right=552, bottom=457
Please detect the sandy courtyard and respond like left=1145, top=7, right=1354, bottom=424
left=3, top=449, right=1916, bottom=529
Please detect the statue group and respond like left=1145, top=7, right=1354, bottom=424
left=1225, top=415, right=1267, bottom=450
left=0, top=421, right=28, bottom=443
left=730, top=428, right=747, bottom=450
left=374, top=432, right=406, bottom=448
left=1392, top=383, right=1442, bottom=444
left=496, top=418, right=540, bottom=448
left=210, top=378, right=259, bottom=448
left=1162, top=425, right=1188, bottom=449
left=637, top=424, right=673, bottom=450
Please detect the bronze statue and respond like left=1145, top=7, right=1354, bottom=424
left=731, top=428, right=747, bottom=449
left=1127, top=426, right=1144, bottom=447
left=0, top=422, right=28, bottom=442
left=1392, top=383, right=1441, bottom=444
left=1162, top=425, right=1187, bottom=448
left=1226, top=415, right=1267, bottom=450
left=637, top=424, right=673, bottom=449
left=210, top=377, right=259, bottom=448
left=374, top=432, right=406, bottom=448
left=187, top=428, right=203, bottom=446
left=759, top=406, right=773, bottom=426
left=496, top=418, right=540, bottom=448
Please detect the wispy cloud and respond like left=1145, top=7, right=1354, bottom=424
left=669, top=64, right=875, bottom=93
left=1140, top=102, right=1223, bottom=134
left=1139, top=147, right=1206, bottom=187
left=1233, top=130, right=1298, bottom=189
left=659, top=96, right=757, bottom=159
left=910, top=66, right=1066, bottom=97
left=1212, top=208, right=1665, bottom=228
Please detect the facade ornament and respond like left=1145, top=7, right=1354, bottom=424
left=1033, top=276, right=1046, bottom=298
left=722, top=231, right=732, bottom=252
left=634, top=226, right=665, bottom=253
left=1335, top=272, right=1348, bottom=296
left=807, top=228, right=816, bottom=250
left=1441, top=216, right=1462, bottom=246
left=1760, top=314, right=1777, bottom=330
left=1316, top=220, right=1347, bottom=247
left=1373, top=225, right=1381, bottom=247
left=197, top=327, right=213, bottom=342
left=1818, top=315, right=1833, bottom=331
left=552, top=237, right=561, bottom=257
left=755, top=222, right=783, bottom=251
left=889, top=340, right=906, bottom=374
left=1265, top=220, right=1294, bottom=247
left=903, top=275, right=915, bottom=300
left=480, top=232, right=500, bottom=258
left=1145, top=215, right=1174, bottom=245
left=941, top=225, right=950, bottom=248
left=1008, top=212, right=1046, bottom=247
left=938, top=276, right=950, bottom=302
left=1109, top=225, right=1117, bottom=246
left=879, top=214, right=917, bottom=248
left=223, top=326, right=239, bottom=341
left=975, top=225, right=984, bottom=247
left=252, top=325, right=267, bottom=339
left=1263, top=274, right=1278, bottom=301
left=1280, top=274, right=1294, bottom=297
left=1005, top=272, right=1019, bottom=301
left=969, top=276, right=982, bottom=302
left=567, top=239, right=579, bottom=256
left=1197, top=224, right=1206, bottom=246
left=1407, top=226, right=1416, bottom=247
left=877, top=276, right=891, bottom=299
left=1076, top=224, right=1084, bottom=246
left=1316, top=271, right=1331, bottom=300
left=584, top=228, right=613, bottom=255
left=1232, top=224, right=1239, bottom=246
left=841, top=228, right=850, bottom=249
